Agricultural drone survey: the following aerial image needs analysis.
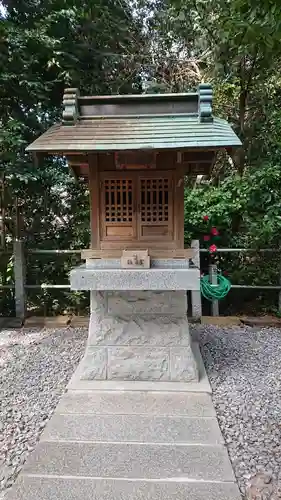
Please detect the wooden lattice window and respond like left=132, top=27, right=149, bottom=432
left=138, top=174, right=173, bottom=240
left=104, top=179, right=133, bottom=222
left=101, top=175, right=136, bottom=240
left=100, top=171, right=174, bottom=243
left=140, top=178, right=169, bottom=223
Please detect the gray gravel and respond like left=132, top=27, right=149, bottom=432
left=196, top=324, right=281, bottom=499
left=0, top=327, right=87, bottom=497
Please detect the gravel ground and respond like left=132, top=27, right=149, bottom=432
left=1, top=324, right=281, bottom=499
left=196, top=324, right=281, bottom=499
left=0, top=326, right=87, bottom=497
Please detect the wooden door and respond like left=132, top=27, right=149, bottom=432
left=100, top=172, right=137, bottom=241
left=138, top=171, right=174, bottom=241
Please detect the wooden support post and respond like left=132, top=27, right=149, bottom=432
left=89, top=154, right=100, bottom=249
left=209, top=263, right=219, bottom=317
left=14, top=239, right=26, bottom=320
left=191, top=239, right=202, bottom=320
left=279, top=268, right=281, bottom=313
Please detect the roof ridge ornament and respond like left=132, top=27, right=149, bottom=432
left=198, top=84, right=213, bottom=123
left=62, top=88, right=80, bottom=125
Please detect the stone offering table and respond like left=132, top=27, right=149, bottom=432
left=70, top=260, right=200, bottom=382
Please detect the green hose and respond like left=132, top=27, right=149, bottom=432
left=200, top=273, right=231, bottom=301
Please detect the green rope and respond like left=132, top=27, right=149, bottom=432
left=200, top=273, right=231, bottom=302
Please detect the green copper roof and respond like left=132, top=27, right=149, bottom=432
left=26, top=116, right=240, bottom=152
left=26, top=85, right=241, bottom=153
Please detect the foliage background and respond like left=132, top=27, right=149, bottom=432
left=1, top=0, right=281, bottom=316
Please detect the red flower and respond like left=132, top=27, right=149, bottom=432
left=209, top=244, right=217, bottom=254
left=211, top=227, right=219, bottom=236
left=203, top=235, right=210, bottom=241
left=223, top=271, right=228, bottom=276
left=203, top=215, right=209, bottom=221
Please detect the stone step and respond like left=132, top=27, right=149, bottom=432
left=42, top=413, right=223, bottom=445
left=56, top=390, right=215, bottom=416
left=7, top=476, right=242, bottom=500
left=23, top=442, right=235, bottom=482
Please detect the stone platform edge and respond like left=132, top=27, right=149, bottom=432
left=67, top=342, right=211, bottom=394
left=6, top=315, right=278, bottom=330
left=21, top=315, right=245, bottom=329
left=70, top=266, right=200, bottom=291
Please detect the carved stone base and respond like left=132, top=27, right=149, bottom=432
left=78, top=291, right=199, bottom=382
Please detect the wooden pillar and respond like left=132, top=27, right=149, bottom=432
left=89, top=154, right=100, bottom=249
left=191, top=239, right=202, bottom=320
left=278, top=264, right=281, bottom=313
left=209, top=264, right=219, bottom=316
left=174, top=164, right=185, bottom=249
left=14, top=239, right=26, bottom=320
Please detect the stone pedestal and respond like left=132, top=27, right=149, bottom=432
left=78, top=291, right=198, bottom=383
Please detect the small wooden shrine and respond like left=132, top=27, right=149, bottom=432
left=27, top=85, right=241, bottom=384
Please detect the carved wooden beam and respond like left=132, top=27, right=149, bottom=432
left=62, top=88, right=80, bottom=125
left=198, top=84, right=213, bottom=123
